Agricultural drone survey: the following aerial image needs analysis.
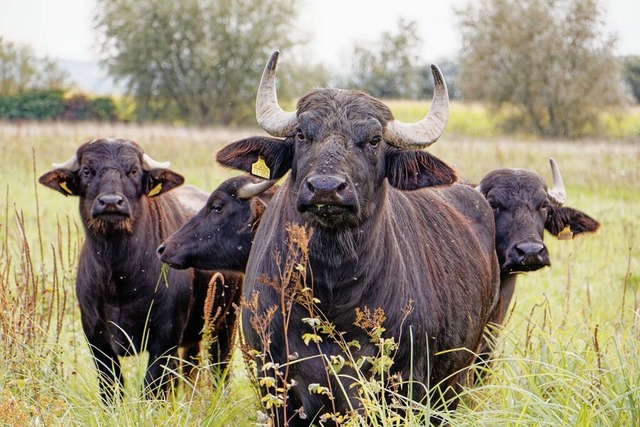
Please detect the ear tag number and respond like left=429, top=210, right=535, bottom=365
left=251, top=156, right=271, bottom=179
left=60, top=181, right=74, bottom=195
left=148, top=183, right=163, bottom=197
left=558, top=225, right=573, bottom=240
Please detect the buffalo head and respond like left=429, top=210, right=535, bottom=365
left=478, top=158, right=600, bottom=273
left=157, top=175, right=276, bottom=270
left=39, top=138, right=184, bottom=235
left=217, top=51, right=457, bottom=230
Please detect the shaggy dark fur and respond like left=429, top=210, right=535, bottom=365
left=217, top=89, right=500, bottom=425
left=39, top=138, right=241, bottom=403
left=476, top=167, right=600, bottom=365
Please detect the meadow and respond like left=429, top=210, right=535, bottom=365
left=0, top=116, right=638, bottom=426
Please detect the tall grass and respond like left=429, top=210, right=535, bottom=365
left=0, top=120, right=638, bottom=425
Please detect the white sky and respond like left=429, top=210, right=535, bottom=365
left=0, top=0, right=638, bottom=65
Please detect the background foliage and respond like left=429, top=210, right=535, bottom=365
left=95, top=0, right=300, bottom=126
left=456, top=0, right=631, bottom=138
left=1, top=0, right=639, bottom=138
left=0, top=38, right=68, bottom=96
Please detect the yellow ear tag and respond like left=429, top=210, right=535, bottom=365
left=558, top=225, right=573, bottom=240
left=251, top=156, right=271, bottom=179
left=60, top=181, right=74, bottom=195
left=148, top=183, right=163, bottom=197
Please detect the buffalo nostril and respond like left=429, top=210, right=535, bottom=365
left=306, top=180, right=315, bottom=193
left=337, top=181, right=347, bottom=191
left=156, top=244, right=165, bottom=256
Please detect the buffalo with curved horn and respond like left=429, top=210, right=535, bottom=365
left=216, top=51, right=500, bottom=425
left=476, top=158, right=599, bottom=368
left=39, top=138, right=242, bottom=403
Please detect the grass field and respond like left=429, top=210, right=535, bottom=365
left=1, top=120, right=639, bottom=426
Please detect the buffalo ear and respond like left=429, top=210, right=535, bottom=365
left=386, top=150, right=457, bottom=191
left=38, top=169, right=80, bottom=196
left=216, top=136, right=294, bottom=180
left=143, top=169, right=185, bottom=197
left=546, top=206, right=601, bottom=237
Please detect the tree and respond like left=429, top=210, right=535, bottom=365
left=622, top=55, right=640, bottom=104
left=457, top=0, right=629, bottom=138
left=96, top=0, right=301, bottom=126
left=343, top=19, right=424, bottom=100
left=0, top=38, right=69, bottom=96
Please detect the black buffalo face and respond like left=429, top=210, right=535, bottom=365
left=478, top=161, right=600, bottom=274
left=39, top=138, right=184, bottom=236
left=292, top=91, right=392, bottom=229
left=157, top=175, right=275, bottom=270
left=216, top=50, right=456, bottom=231
left=481, top=170, right=551, bottom=272
left=217, top=91, right=458, bottom=231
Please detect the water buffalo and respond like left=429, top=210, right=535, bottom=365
left=38, top=138, right=241, bottom=403
left=157, top=175, right=277, bottom=272
left=477, top=159, right=600, bottom=350
left=214, top=51, right=500, bottom=425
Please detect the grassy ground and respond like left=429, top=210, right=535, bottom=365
left=0, top=120, right=638, bottom=426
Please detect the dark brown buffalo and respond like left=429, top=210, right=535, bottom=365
left=38, top=138, right=241, bottom=403
left=476, top=159, right=600, bottom=358
left=157, top=175, right=277, bottom=272
left=215, top=51, right=500, bottom=425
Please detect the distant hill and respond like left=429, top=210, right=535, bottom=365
left=57, top=59, right=126, bottom=95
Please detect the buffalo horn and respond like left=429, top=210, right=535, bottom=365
left=236, top=179, right=277, bottom=200
left=52, top=154, right=79, bottom=170
left=383, top=64, right=449, bottom=149
left=255, top=50, right=298, bottom=137
left=547, top=158, right=566, bottom=206
left=142, top=153, right=170, bottom=170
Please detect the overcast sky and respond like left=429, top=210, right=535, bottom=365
left=1, top=0, right=638, bottom=67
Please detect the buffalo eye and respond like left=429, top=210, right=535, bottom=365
left=369, top=135, right=382, bottom=148
left=295, top=131, right=306, bottom=142
left=210, top=202, right=223, bottom=213
left=129, top=167, right=139, bottom=177
left=539, top=200, right=550, bottom=214
left=81, top=166, right=92, bottom=178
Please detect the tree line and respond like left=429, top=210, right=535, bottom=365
left=1, top=0, right=639, bottom=138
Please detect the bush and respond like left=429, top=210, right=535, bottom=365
left=61, top=94, right=91, bottom=121
left=17, top=90, right=65, bottom=120
left=0, top=90, right=65, bottom=120
left=0, top=90, right=119, bottom=122
left=88, top=97, right=117, bottom=122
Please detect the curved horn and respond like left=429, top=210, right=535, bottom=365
left=547, top=157, right=566, bottom=206
left=384, top=64, right=450, bottom=149
left=52, top=154, right=79, bottom=170
left=142, top=153, right=170, bottom=170
left=236, top=179, right=277, bottom=200
left=255, top=50, right=298, bottom=137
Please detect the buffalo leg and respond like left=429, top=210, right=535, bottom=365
left=143, top=348, right=179, bottom=399
left=86, top=332, right=124, bottom=404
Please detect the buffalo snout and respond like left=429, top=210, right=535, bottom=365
left=506, top=241, right=550, bottom=272
left=306, top=175, right=347, bottom=198
left=295, top=173, right=360, bottom=228
left=156, top=241, right=186, bottom=269
left=296, top=174, right=358, bottom=221
left=92, top=192, right=130, bottom=218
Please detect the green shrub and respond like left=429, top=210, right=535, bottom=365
left=88, top=96, right=117, bottom=122
left=17, top=90, right=65, bottom=120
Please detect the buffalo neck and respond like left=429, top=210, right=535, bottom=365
left=81, top=197, right=166, bottom=270
left=302, top=182, right=409, bottom=310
